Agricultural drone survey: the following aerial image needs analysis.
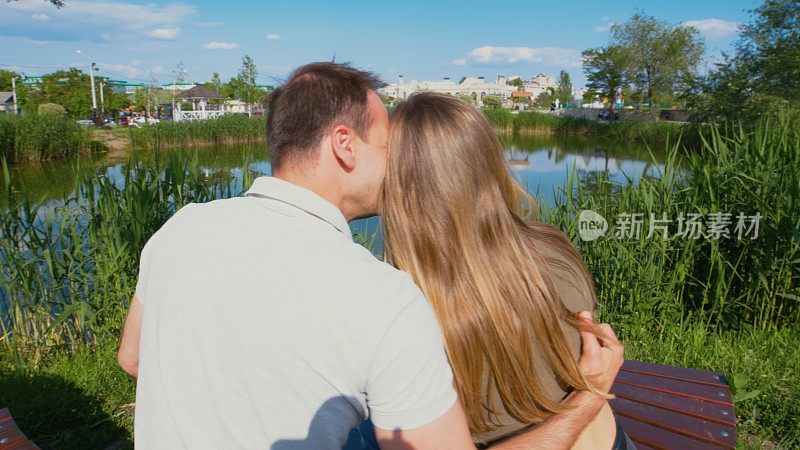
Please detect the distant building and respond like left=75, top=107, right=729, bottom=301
left=108, top=80, right=146, bottom=94
left=523, top=74, right=557, bottom=99
left=0, top=92, right=14, bottom=114
left=379, top=75, right=517, bottom=106
left=161, top=82, right=196, bottom=91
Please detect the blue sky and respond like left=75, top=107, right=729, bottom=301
left=0, top=0, right=758, bottom=88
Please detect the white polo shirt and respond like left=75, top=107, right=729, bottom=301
left=134, top=176, right=457, bottom=449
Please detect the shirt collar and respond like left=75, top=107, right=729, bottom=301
left=244, top=176, right=352, bottom=240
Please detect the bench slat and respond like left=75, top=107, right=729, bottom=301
left=611, top=383, right=735, bottom=426
left=615, top=371, right=732, bottom=405
left=621, top=361, right=728, bottom=387
left=617, top=415, right=727, bottom=450
left=611, top=398, right=735, bottom=448
left=0, top=426, right=26, bottom=450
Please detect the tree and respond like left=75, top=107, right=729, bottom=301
left=531, top=87, right=556, bottom=108
left=555, top=70, right=573, bottom=106
left=586, top=12, right=705, bottom=110
left=691, top=0, right=800, bottom=120
left=506, top=77, right=525, bottom=91
left=0, top=69, right=20, bottom=91
left=582, top=45, right=628, bottom=102
left=22, top=68, right=94, bottom=117
left=234, top=55, right=262, bottom=116
left=203, top=72, right=224, bottom=107
left=482, top=95, right=502, bottom=109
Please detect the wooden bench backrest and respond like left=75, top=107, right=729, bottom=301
left=610, top=360, right=736, bottom=449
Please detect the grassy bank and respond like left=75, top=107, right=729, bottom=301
left=128, top=115, right=266, bottom=151
left=0, top=115, right=797, bottom=447
left=0, top=114, right=95, bottom=163
left=483, top=109, right=701, bottom=148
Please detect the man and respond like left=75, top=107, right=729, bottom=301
left=118, top=62, right=623, bottom=449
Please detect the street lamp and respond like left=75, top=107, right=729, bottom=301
left=10, top=75, right=19, bottom=115
left=76, top=50, right=99, bottom=118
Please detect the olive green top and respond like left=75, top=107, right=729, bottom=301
left=475, top=237, right=595, bottom=446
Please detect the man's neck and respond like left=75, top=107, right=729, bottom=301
left=272, top=170, right=354, bottom=221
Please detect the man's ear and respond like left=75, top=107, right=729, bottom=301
left=331, top=125, right=356, bottom=170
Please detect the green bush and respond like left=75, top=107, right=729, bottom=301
left=129, top=115, right=266, bottom=151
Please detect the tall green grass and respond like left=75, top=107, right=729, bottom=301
left=0, top=115, right=93, bottom=163
left=538, top=115, right=799, bottom=446
left=0, top=153, right=255, bottom=356
left=482, top=109, right=700, bottom=147
left=544, top=114, right=799, bottom=331
left=129, top=115, right=266, bottom=151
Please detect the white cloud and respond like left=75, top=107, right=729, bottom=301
left=266, top=33, right=281, bottom=40
left=682, top=19, right=739, bottom=38
left=594, top=23, right=616, bottom=32
left=30, top=13, right=50, bottom=20
left=1, top=1, right=196, bottom=42
left=451, top=58, right=466, bottom=66
left=467, top=46, right=580, bottom=67
left=99, top=62, right=142, bottom=79
left=149, top=27, right=180, bottom=40
left=600, top=16, right=610, bottom=22
left=203, top=41, right=238, bottom=50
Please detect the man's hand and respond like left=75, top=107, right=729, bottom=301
left=576, top=311, right=624, bottom=393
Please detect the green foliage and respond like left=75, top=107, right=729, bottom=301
left=582, top=45, right=628, bottom=101
left=689, top=0, right=800, bottom=122
left=0, top=69, right=19, bottom=91
left=546, top=114, right=799, bottom=331
left=232, top=55, right=263, bottom=114
left=584, top=12, right=705, bottom=109
left=129, top=115, right=266, bottom=150
left=481, top=95, right=503, bottom=109
left=506, top=77, right=525, bottom=91
left=555, top=70, right=573, bottom=106
left=36, top=103, right=66, bottom=116
left=480, top=110, right=699, bottom=147
left=22, top=68, right=97, bottom=118
left=0, top=114, right=92, bottom=163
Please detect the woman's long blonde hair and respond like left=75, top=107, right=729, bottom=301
left=382, top=92, right=601, bottom=434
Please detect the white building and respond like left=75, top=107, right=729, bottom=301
left=523, top=74, right=557, bottom=99
left=380, top=75, right=517, bottom=106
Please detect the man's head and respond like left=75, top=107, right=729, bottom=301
left=267, top=62, right=388, bottom=220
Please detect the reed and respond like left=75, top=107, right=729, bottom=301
left=129, top=115, right=266, bottom=151
left=0, top=114, right=93, bottom=163
left=481, top=109, right=701, bottom=147
left=543, top=113, right=799, bottom=332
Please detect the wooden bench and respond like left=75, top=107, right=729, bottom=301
left=609, top=360, right=736, bottom=449
left=0, top=408, right=38, bottom=450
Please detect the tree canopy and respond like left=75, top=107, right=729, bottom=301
left=692, top=0, right=800, bottom=120
left=583, top=12, right=705, bottom=109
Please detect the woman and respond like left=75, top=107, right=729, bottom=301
left=381, top=92, right=628, bottom=449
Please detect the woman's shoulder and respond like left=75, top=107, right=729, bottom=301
left=524, top=221, right=596, bottom=313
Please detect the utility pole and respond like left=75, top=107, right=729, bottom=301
left=10, top=76, right=19, bottom=115
left=89, top=62, right=98, bottom=118
left=99, top=81, right=105, bottom=117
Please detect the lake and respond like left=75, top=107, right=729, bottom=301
left=2, top=134, right=666, bottom=254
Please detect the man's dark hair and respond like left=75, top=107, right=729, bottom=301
left=267, top=62, right=385, bottom=171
